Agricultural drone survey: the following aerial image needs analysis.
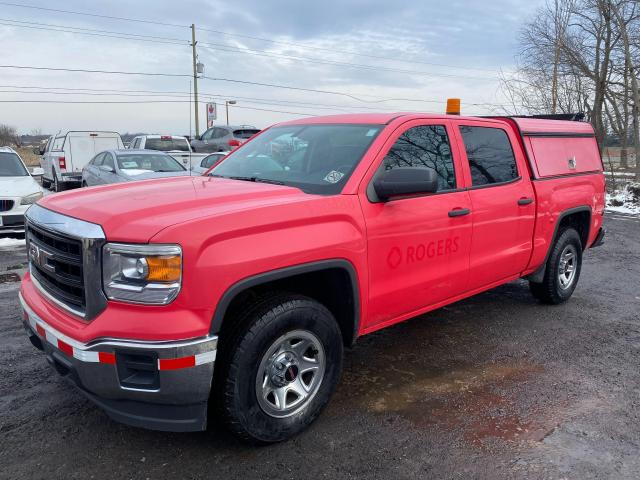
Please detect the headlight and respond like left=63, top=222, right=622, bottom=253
left=102, top=243, right=182, bottom=305
left=20, top=191, right=44, bottom=205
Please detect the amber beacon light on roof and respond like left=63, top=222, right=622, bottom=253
left=446, top=98, right=461, bottom=115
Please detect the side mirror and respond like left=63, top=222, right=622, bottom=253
left=30, top=167, right=44, bottom=176
left=99, top=165, right=115, bottom=173
left=373, top=167, right=439, bottom=202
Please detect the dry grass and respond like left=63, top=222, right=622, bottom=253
left=16, top=147, right=41, bottom=167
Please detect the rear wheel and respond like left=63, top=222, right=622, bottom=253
left=41, top=176, right=51, bottom=188
left=216, top=293, right=343, bottom=443
left=529, top=228, right=582, bottom=304
left=52, top=170, right=63, bottom=192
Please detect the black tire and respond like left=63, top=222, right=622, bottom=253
left=215, top=293, right=343, bottom=443
left=81, top=181, right=88, bottom=187
left=52, top=170, right=63, bottom=192
left=529, top=228, right=582, bottom=304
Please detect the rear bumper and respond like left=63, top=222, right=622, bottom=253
left=60, top=173, right=82, bottom=183
left=591, top=227, right=605, bottom=248
left=20, top=292, right=217, bottom=432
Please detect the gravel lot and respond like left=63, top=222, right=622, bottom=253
left=1, top=212, right=639, bottom=480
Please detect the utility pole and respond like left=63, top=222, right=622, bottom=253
left=191, top=24, right=200, bottom=138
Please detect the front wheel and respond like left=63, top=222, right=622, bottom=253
left=216, top=293, right=343, bottom=443
left=529, top=228, right=582, bottom=304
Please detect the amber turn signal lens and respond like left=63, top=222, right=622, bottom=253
left=145, top=255, right=181, bottom=282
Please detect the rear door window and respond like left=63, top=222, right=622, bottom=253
left=212, top=128, right=228, bottom=139
left=459, top=126, right=518, bottom=186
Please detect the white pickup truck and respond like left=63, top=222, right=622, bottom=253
left=128, top=135, right=207, bottom=171
left=40, top=131, right=124, bottom=191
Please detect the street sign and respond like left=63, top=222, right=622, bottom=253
left=207, top=102, right=217, bottom=128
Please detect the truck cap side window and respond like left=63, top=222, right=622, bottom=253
left=382, top=125, right=456, bottom=191
left=460, top=126, right=518, bottom=186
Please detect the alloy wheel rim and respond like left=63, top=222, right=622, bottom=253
left=256, top=330, right=325, bottom=418
left=558, top=244, right=577, bottom=289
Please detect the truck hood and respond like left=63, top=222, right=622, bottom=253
left=38, top=176, right=307, bottom=242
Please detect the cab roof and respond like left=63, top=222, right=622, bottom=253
left=276, top=112, right=595, bottom=135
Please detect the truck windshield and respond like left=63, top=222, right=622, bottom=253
left=0, top=152, right=29, bottom=176
left=116, top=153, right=186, bottom=172
left=210, top=124, right=382, bottom=194
left=145, top=138, right=190, bottom=152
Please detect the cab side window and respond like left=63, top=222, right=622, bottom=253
left=382, top=125, right=456, bottom=191
left=459, top=126, right=518, bottom=186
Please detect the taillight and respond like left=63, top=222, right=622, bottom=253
left=161, top=135, right=171, bottom=140
left=228, top=139, right=241, bottom=147
left=58, top=156, right=66, bottom=170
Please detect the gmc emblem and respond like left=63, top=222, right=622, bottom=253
left=29, top=243, right=56, bottom=274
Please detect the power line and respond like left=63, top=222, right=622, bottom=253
left=0, top=64, right=191, bottom=77
left=197, top=42, right=496, bottom=81
left=0, top=17, right=188, bottom=43
left=197, top=28, right=500, bottom=74
left=0, top=65, right=512, bottom=108
left=0, top=16, right=496, bottom=81
left=0, top=65, right=442, bottom=103
left=0, top=20, right=188, bottom=45
left=0, top=87, right=408, bottom=113
left=0, top=98, right=317, bottom=116
left=0, top=1, right=187, bottom=28
left=0, top=1, right=499, bottom=74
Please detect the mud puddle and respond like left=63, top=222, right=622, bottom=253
left=344, top=358, right=561, bottom=446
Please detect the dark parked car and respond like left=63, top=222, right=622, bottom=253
left=190, top=125, right=260, bottom=153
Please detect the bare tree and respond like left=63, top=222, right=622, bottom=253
left=501, top=0, right=640, bottom=180
left=0, top=124, right=18, bottom=146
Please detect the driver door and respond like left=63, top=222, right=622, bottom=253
left=359, top=120, right=472, bottom=329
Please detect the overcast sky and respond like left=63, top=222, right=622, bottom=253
left=0, top=0, right=545, bottom=135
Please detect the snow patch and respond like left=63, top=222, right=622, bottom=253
left=0, top=237, right=26, bottom=248
left=606, top=182, right=640, bottom=216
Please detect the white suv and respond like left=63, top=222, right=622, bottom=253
left=0, top=147, right=44, bottom=234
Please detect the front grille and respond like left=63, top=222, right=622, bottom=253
left=27, top=222, right=86, bottom=314
left=0, top=199, right=14, bottom=212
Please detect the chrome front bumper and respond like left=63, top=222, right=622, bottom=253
left=20, top=293, right=218, bottom=432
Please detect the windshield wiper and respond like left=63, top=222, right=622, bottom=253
left=212, top=174, right=285, bottom=185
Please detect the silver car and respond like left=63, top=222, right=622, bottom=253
left=190, top=125, right=260, bottom=153
left=81, top=150, right=190, bottom=186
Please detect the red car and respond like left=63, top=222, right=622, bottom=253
left=19, top=112, right=605, bottom=443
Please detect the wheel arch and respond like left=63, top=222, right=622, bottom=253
left=526, top=205, right=591, bottom=283
left=210, top=259, right=361, bottom=346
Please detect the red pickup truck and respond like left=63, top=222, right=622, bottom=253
left=20, top=113, right=605, bottom=443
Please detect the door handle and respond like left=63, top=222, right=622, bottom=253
left=518, top=197, right=534, bottom=206
left=448, top=208, right=470, bottom=218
